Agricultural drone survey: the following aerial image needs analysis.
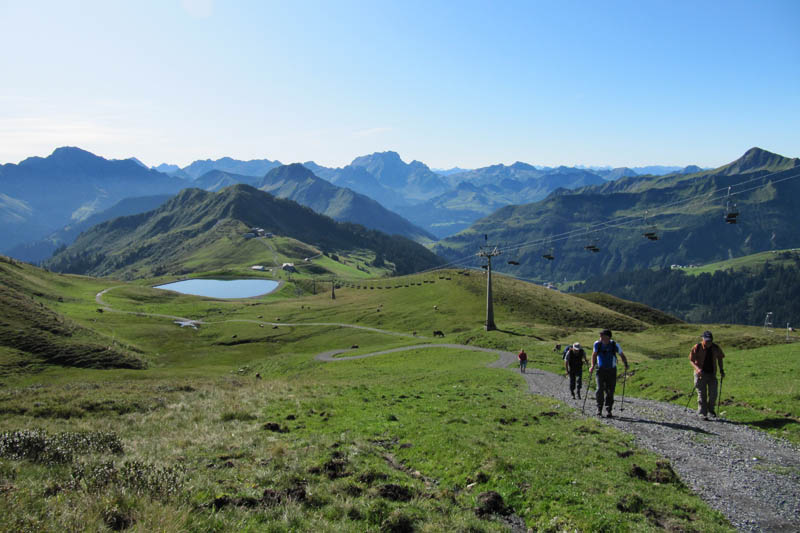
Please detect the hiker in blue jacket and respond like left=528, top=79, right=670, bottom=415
left=589, top=329, right=629, bottom=418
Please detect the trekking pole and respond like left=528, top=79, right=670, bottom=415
left=684, top=379, right=697, bottom=409
left=717, top=375, right=724, bottom=416
left=620, top=370, right=627, bottom=412
left=581, top=369, right=594, bottom=414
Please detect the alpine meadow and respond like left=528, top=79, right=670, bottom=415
left=2, top=2, right=800, bottom=532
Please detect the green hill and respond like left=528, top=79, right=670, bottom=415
left=0, top=256, right=146, bottom=373
left=43, top=185, right=443, bottom=279
left=682, top=248, right=800, bottom=275
left=0, top=257, right=794, bottom=531
left=573, top=292, right=684, bottom=326
left=571, top=258, right=800, bottom=325
left=434, top=147, right=800, bottom=282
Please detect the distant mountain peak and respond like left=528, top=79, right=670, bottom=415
left=350, top=150, right=403, bottom=167
left=48, top=146, right=104, bottom=163
left=719, top=147, right=798, bottom=175
left=264, top=162, right=316, bottom=181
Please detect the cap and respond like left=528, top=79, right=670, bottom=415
left=702, top=330, right=713, bottom=341
left=573, top=342, right=581, bottom=349
left=600, top=329, right=612, bottom=337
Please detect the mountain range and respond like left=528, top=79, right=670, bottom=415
left=0, top=147, right=186, bottom=252
left=4, top=194, right=174, bottom=263
left=0, top=145, right=740, bottom=269
left=434, top=147, right=800, bottom=282
left=44, top=184, right=443, bottom=279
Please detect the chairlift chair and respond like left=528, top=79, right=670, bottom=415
left=724, top=187, right=739, bottom=224
left=642, top=210, right=659, bottom=240
left=583, top=227, right=600, bottom=252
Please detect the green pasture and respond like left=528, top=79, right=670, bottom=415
left=1, top=259, right=797, bottom=531
left=682, top=248, right=800, bottom=276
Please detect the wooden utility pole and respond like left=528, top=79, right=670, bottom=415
left=478, top=246, right=501, bottom=331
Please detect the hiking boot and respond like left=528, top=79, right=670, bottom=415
left=606, top=410, right=613, bottom=419
left=576, top=391, right=581, bottom=399
left=596, top=409, right=603, bottom=417
left=570, top=392, right=575, bottom=399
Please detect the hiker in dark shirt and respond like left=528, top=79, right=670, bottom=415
left=517, top=348, right=528, bottom=374
left=563, top=342, right=588, bottom=399
left=689, top=330, right=726, bottom=420
left=589, top=329, right=629, bottom=418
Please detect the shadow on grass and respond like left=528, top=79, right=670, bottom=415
left=750, top=417, right=798, bottom=430
left=495, top=328, right=526, bottom=337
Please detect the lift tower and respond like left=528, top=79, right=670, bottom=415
left=478, top=245, right=501, bottom=331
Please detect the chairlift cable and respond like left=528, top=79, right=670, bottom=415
left=415, top=170, right=800, bottom=276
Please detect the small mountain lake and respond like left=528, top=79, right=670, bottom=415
left=154, top=279, right=280, bottom=298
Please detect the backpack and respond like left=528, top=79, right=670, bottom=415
left=595, top=340, right=619, bottom=369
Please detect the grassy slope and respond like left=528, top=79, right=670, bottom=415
left=1, top=263, right=795, bottom=531
left=0, top=257, right=146, bottom=374
left=682, top=248, right=800, bottom=276
left=573, top=292, right=684, bottom=326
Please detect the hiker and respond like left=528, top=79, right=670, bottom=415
left=563, top=342, right=589, bottom=399
left=689, top=330, right=725, bottom=420
left=589, top=329, right=629, bottom=418
left=517, top=348, right=528, bottom=373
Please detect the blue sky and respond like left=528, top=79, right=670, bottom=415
left=1, top=0, right=798, bottom=169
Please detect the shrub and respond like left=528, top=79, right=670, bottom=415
left=69, top=460, right=184, bottom=500
left=0, top=429, right=123, bottom=464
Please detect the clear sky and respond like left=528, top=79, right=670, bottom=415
left=1, top=0, right=798, bottom=169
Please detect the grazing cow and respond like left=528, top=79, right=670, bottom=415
left=255, top=373, right=262, bottom=379
left=433, top=305, right=439, bottom=311
left=351, top=344, right=359, bottom=349
left=553, top=344, right=562, bottom=353
left=433, top=330, right=445, bottom=338
left=412, top=331, right=417, bottom=336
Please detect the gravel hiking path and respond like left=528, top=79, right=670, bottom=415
left=318, top=345, right=800, bottom=532
left=95, top=287, right=799, bottom=531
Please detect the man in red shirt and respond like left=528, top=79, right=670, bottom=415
left=517, top=348, right=528, bottom=374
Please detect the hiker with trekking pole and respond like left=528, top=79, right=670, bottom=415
left=589, top=329, right=629, bottom=418
left=564, top=342, right=589, bottom=399
left=689, top=330, right=726, bottom=420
